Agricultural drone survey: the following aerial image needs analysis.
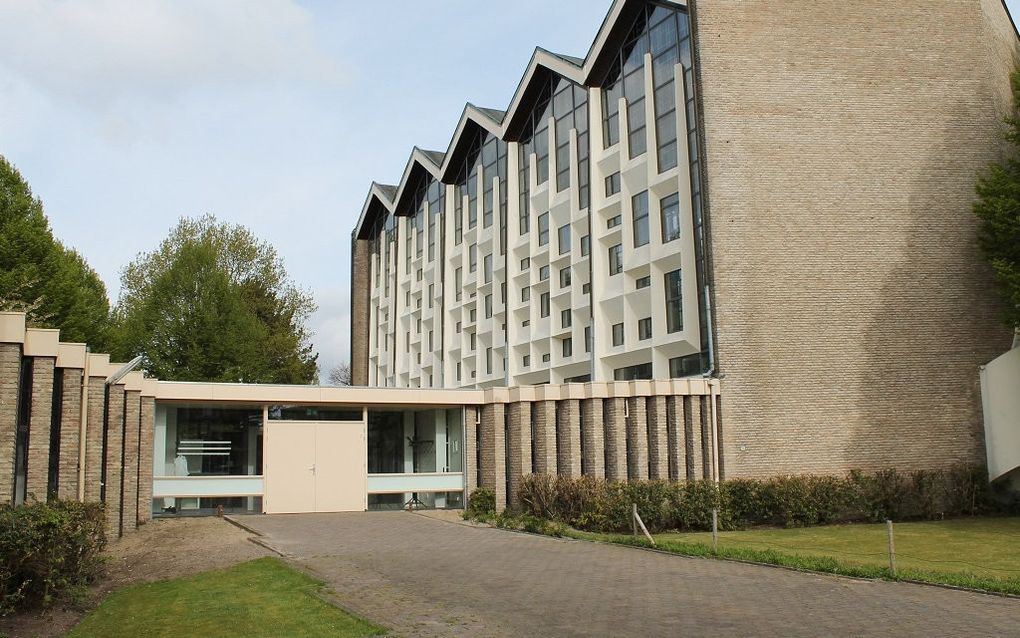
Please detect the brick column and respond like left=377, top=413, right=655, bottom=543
left=686, top=395, right=702, bottom=480
left=84, top=376, right=105, bottom=502
left=666, top=396, right=685, bottom=482
left=580, top=398, right=604, bottom=479
left=646, top=396, right=669, bottom=480
left=556, top=400, right=581, bottom=477
left=478, top=403, right=506, bottom=511
left=604, top=398, right=628, bottom=482
left=700, top=396, right=714, bottom=480
left=137, top=396, right=155, bottom=524
left=464, top=406, right=478, bottom=500
left=25, top=357, right=55, bottom=501
left=56, top=369, right=83, bottom=500
left=531, top=400, right=557, bottom=476
left=506, top=401, right=532, bottom=507
left=121, top=390, right=140, bottom=534
left=104, top=384, right=125, bottom=538
left=626, top=397, right=649, bottom=481
left=0, top=344, right=21, bottom=504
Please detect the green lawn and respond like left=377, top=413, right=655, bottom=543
left=67, top=557, right=385, bottom=638
left=569, top=517, right=1020, bottom=593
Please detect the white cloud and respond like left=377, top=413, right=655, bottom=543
left=0, top=0, right=345, bottom=108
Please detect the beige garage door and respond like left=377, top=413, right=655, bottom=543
left=264, top=420, right=367, bottom=514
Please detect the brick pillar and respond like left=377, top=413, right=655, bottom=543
left=479, top=403, right=506, bottom=511
left=506, top=401, right=532, bottom=507
left=350, top=238, right=372, bottom=386
left=0, top=344, right=21, bottom=504
left=626, top=397, right=649, bottom=481
left=686, top=395, right=702, bottom=480
left=604, top=398, right=628, bottom=482
left=121, top=390, right=140, bottom=534
left=104, top=384, right=125, bottom=538
left=531, top=400, right=557, bottom=476
left=556, top=400, right=581, bottom=477
left=666, top=396, right=686, bottom=482
left=464, top=406, right=478, bottom=500
left=25, top=357, right=55, bottom=501
left=56, top=369, right=83, bottom=500
left=580, top=398, right=604, bottom=479
left=646, top=396, right=669, bottom=480
left=84, top=376, right=105, bottom=502
left=137, top=396, right=155, bottom=524
left=700, top=396, right=714, bottom=480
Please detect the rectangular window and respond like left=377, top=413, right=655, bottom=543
left=523, top=355, right=531, bottom=367
left=542, top=353, right=551, bottom=363
left=522, top=286, right=530, bottom=302
left=469, top=244, right=477, bottom=273
left=607, top=215, right=622, bottom=229
left=455, top=267, right=463, bottom=301
left=561, top=309, right=572, bottom=328
left=470, top=332, right=476, bottom=351
left=486, top=347, right=493, bottom=374
left=428, top=284, right=434, bottom=308
left=636, top=275, right=651, bottom=289
left=558, top=224, right=570, bottom=254
left=614, top=362, right=653, bottom=381
left=485, top=294, right=493, bottom=318
left=540, top=292, right=550, bottom=318
left=580, top=234, right=590, bottom=256
left=605, top=172, right=621, bottom=196
left=638, top=317, right=652, bottom=340
left=609, top=244, right=623, bottom=275
left=457, top=362, right=461, bottom=381
left=470, top=308, right=477, bottom=322
left=665, top=268, right=683, bottom=333
left=632, top=190, right=649, bottom=247
left=584, top=326, right=592, bottom=353
left=484, top=254, right=493, bottom=283
left=559, top=267, right=571, bottom=288
left=582, top=282, right=590, bottom=295
left=562, top=338, right=573, bottom=358
left=538, top=212, right=550, bottom=245
left=456, top=321, right=462, bottom=333
left=660, top=192, right=681, bottom=243
left=612, top=322, right=624, bottom=346
left=540, top=265, right=550, bottom=281
left=521, top=257, right=530, bottom=271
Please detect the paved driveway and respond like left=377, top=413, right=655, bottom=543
left=240, top=512, right=1018, bottom=638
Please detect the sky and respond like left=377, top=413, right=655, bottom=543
left=0, top=0, right=605, bottom=382
left=2, top=0, right=1019, bottom=383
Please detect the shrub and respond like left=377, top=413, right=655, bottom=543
left=465, top=487, right=496, bottom=517
left=0, top=500, right=106, bottom=616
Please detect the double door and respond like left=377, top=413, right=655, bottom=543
left=264, top=420, right=366, bottom=513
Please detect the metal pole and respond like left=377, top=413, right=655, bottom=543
left=632, top=503, right=638, bottom=537
left=712, top=508, right=718, bottom=552
left=886, top=519, right=896, bottom=574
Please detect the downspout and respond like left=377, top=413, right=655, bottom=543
left=76, top=351, right=89, bottom=502
left=708, top=377, right=720, bottom=483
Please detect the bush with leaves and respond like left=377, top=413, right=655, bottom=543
left=0, top=500, right=106, bottom=616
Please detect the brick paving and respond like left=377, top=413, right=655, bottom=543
left=242, top=512, right=1019, bottom=638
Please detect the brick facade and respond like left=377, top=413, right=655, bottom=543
left=103, top=384, right=125, bottom=538
left=137, top=396, right=155, bottom=524
left=693, top=0, right=1019, bottom=477
left=580, top=398, right=605, bottom=479
left=84, top=376, right=105, bottom=502
left=646, top=396, right=669, bottom=481
left=604, top=398, right=627, bottom=482
left=350, top=237, right=372, bottom=386
left=121, top=390, right=140, bottom=535
left=57, top=368, right=82, bottom=500
left=532, top=400, right=557, bottom=476
left=463, top=406, right=478, bottom=499
left=478, top=403, right=507, bottom=510
left=0, top=344, right=20, bottom=504
left=625, top=397, right=648, bottom=481
left=506, top=401, right=532, bottom=507
left=25, top=357, right=55, bottom=501
left=556, top=400, right=582, bottom=477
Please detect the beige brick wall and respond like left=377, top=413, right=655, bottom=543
left=57, top=369, right=82, bottom=501
left=25, top=357, right=55, bottom=501
left=0, top=344, right=20, bottom=504
left=666, top=396, right=685, bottom=481
left=646, top=396, right=669, bottom=480
left=137, top=396, right=155, bottom=525
left=694, top=0, right=1019, bottom=477
left=350, top=237, right=372, bottom=386
left=532, top=400, right=557, bottom=476
left=84, top=376, right=105, bottom=502
left=556, top=400, right=582, bottom=477
left=478, top=403, right=507, bottom=510
left=506, top=401, right=532, bottom=507
left=685, top=395, right=702, bottom=480
left=580, top=398, right=605, bottom=479
left=121, top=390, right=140, bottom=534
left=604, top=398, right=627, bottom=482
left=626, top=397, right=648, bottom=480
left=464, top=406, right=478, bottom=498
left=104, top=384, right=125, bottom=538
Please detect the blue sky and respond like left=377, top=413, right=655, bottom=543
left=1, top=0, right=1018, bottom=381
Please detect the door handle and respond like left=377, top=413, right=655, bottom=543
left=309, top=464, right=316, bottom=475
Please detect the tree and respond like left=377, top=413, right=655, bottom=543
left=327, top=362, right=352, bottom=386
left=975, top=68, right=1020, bottom=337
left=113, top=214, right=318, bottom=383
left=0, top=155, right=111, bottom=347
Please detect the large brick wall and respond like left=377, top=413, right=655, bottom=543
left=25, top=357, right=54, bottom=500
left=350, top=237, right=372, bottom=386
left=0, top=344, right=20, bottom=504
left=56, top=369, right=82, bottom=501
left=137, top=396, right=155, bottom=525
left=84, top=376, right=105, bottom=502
left=693, top=0, right=1019, bottom=477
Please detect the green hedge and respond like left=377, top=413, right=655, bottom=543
left=0, top=500, right=107, bottom=616
left=516, top=465, right=1016, bottom=533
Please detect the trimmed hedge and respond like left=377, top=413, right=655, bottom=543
left=0, top=500, right=106, bottom=616
left=516, top=465, right=1017, bottom=533
left=466, top=487, right=496, bottom=517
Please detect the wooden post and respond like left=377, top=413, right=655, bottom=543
left=886, top=519, right=896, bottom=574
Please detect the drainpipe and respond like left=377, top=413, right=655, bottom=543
left=708, top=378, right=720, bottom=483
left=77, top=350, right=90, bottom=502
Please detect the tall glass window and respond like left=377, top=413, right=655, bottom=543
left=558, top=224, right=571, bottom=254
left=660, top=192, right=681, bottom=243
left=632, top=190, right=649, bottom=247
left=665, top=268, right=683, bottom=333
left=521, top=74, right=589, bottom=207
left=609, top=243, right=623, bottom=275
left=538, top=212, right=550, bottom=245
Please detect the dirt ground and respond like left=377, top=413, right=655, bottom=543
left=0, top=517, right=269, bottom=638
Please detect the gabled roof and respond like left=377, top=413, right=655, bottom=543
left=392, top=147, right=445, bottom=217
left=353, top=182, right=396, bottom=240
left=439, top=104, right=507, bottom=182
left=503, top=47, right=584, bottom=140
